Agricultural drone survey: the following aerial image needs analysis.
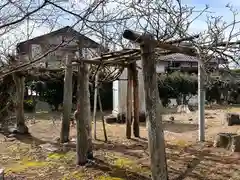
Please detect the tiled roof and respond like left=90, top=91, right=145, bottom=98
left=158, top=53, right=228, bottom=64
left=17, top=26, right=101, bottom=54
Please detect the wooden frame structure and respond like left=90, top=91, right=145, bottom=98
left=24, top=31, right=202, bottom=141
left=0, top=29, right=203, bottom=141
left=1, top=21, right=240, bottom=179
left=67, top=29, right=201, bottom=178
left=1, top=24, right=240, bottom=179
left=68, top=31, right=201, bottom=141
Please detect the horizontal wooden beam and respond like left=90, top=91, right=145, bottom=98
left=157, top=42, right=197, bottom=56
left=100, top=49, right=139, bottom=56
left=71, top=58, right=139, bottom=67
left=123, top=29, right=198, bottom=56
left=166, top=34, right=200, bottom=44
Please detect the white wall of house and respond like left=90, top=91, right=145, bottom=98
left=156, top=62, right=166, bottom=73
left=112, top=60, right=168, bottom=115
left=111, top=59, right=208, bottom=115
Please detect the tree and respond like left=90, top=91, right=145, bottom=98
left=32, top=80, right=64, bottom=111
left=158, top=72, right=198, bottom=106
left=158, top=72, right=240, bottom=106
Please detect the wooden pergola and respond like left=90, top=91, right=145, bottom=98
left=0, top=29, right=204, bottom=142
left=2, top=28, right=240, bottom=178
left=64, top=31, right=202, bottom=140
left=57, top=30, right=203, bottom=178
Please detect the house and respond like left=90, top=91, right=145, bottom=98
left=17, top=26, right=115, bottom=111
left=112, top=53, right=229, bottom=116
left=16, top=26, right=101, bottom=68
left=156, top=53, right=228, bottom=73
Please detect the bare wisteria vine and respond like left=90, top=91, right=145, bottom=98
left=0, top=0, right=240, bottom=81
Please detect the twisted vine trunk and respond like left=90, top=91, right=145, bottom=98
left=60, top=54, right=73, bottom=143
left=123, top=29, right=168, bottom=179
left=0, top=75, right=15, bottom=127
left=76, top=62, right=93, bottom=165
left=140, top=36, right=168, bottom=180
left=12, top=73, right=28, bottom=134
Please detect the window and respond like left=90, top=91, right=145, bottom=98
left=172, top=62, right=181, bottom=67
left=168, top=61, right=181, bottom=67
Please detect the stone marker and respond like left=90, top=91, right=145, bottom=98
left=105, top=114, right=117, bottom=124
left=213, top=132, right=240, bottom=152
left=225, top=113, right=240, bottom=126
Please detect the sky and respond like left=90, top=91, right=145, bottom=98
left=1, top=0, right=240, bottom=60
left=182, top=0, right=240, bottom=68
left=182, top=0, right=240, bottom=33
left=3, top=0, right=239, bottom=39
left=25, top=0, right=240, bottom=41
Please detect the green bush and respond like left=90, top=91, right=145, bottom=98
left=24, top=99, right=36, bottom=112
left=158, top=72, right=240, bottom=107
left=158, top=72, right=197, bottom=106
left=27, top=79, right=113, bottom=111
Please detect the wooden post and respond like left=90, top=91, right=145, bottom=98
left=132, top=62, right=140, bottom=137
left=197, top=57, right=205, bottom=142
left=97, top=87, right=108, bottom=142
left=76, top=62, right=89, bottom=165
left=60, top=53, right=73, bottom=143
left=76, top=44, right=93, bottom=165
left=126, top=65, right=133, bottom=139
left=12, top=74, right=28, bottom=134
left=140, top=35, right=168, bottom=180
left=93, top=72, right=99, bottom=140
left=123, top=30, right=168, bottom=180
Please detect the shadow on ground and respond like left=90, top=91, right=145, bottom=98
left=3, top=131, right=239, bottom=180
left=140, top=121, right=198, bottom=133
left=91, top=158, right=151, bottom=180
left=163, top=122, right=198, bottom=133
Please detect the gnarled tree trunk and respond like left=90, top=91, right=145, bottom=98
left=140, top=36, right=168, bottom=180
left=13, top=73, right=28, bottom=134
left=76, top=62, right=93, bottom=165
left=0, top=75, right=15, bottom=128
left=60, top=54, right=73, bottom=143
left=123, top=29, right=168, bottom=180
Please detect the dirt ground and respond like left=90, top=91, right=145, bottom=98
left=0, top=106, right=240, bottom=180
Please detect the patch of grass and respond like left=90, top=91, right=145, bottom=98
left=173, top=139, right=190, bottom=148
left=5, top=159, right=49, bottom=174
left=47, top=152, right=65, bottom=160
left=7, top=143, right=30, bottom=154
left=227, top=107, right=240, bottom=113
left=113, top=158, right=134, bottom=168
left=47, top=152, right=75, bottom=164
left=111, top=156, right=150, bottom=175
left=61, top=170, right=84, bottom=180
left=97, top=175, right=124, bottom=180
left=4, top=146, right=76, bottom=178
